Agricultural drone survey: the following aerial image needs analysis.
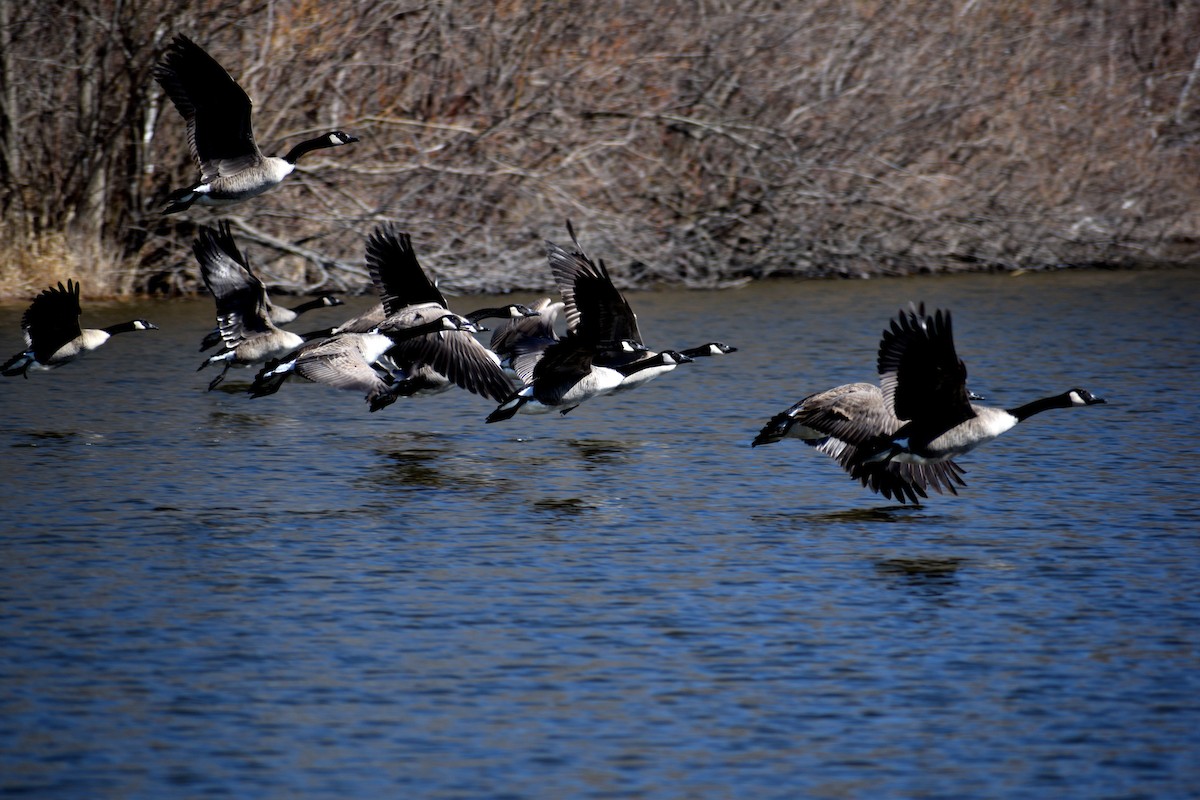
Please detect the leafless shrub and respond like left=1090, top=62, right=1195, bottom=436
left=2, top=0, right=1198, bottom=298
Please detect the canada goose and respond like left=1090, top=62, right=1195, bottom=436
left=362, top=225, right=515, bottom=403
left=752, top=382, right=967, bottom=504
left=152, top=34, right=358, bottom=213
left=485, top=239, right=693, bottom=422
left=199, top=294, right=343, bottom=352
left=193, top=223, right=318, bottom=389
left=544, top=222, right=734, bottom=391
left=853, top=303, right=1107, bottom=469
left=248, top=314, right=481, bottom=411
left=485, top=344, right=692, bottom=422
left=2, top=280, right=157, bottom=377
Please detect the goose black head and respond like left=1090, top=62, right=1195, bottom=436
left=659, top=350, right=694, bottom=365
left=443, top=314, right=484, bottom=334
left=1067, top=388, right=1106, bottom=406
left=327, top=131, right=359, bottom=146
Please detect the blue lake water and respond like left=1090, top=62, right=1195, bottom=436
left=1, top=268, right=1198, bottom=798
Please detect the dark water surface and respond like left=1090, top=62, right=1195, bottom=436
left=2, top=269, right=1198, bottom=798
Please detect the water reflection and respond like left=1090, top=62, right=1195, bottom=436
left=874, top=556, right=964, bottom=588
left=565, top=437, right=644, bottom=467
left=532, top=497, right=600, bottom=517
left=750, top=505, right=953, bottom=528
left=10, top=429, right=104, bottom=448
left=375, top=448, right=446, bottom=487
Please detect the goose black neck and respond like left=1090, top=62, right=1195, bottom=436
left=301, top=327, right=334, bottom=341
left=465, top=307, right=508, bottom=323
left=289, top=297, right=332, bottom=314
left=384, top=318, right=456, bottom=343
left=283, top=136, right=337, bottom=164
left=1008, top=393, right=1072, bottom=422
left=103, top=321, right=146, bottom=335
left=615, top=354, right=672, bottom=376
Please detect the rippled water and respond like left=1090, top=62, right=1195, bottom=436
left=2, top=268, right=1198, bottom=798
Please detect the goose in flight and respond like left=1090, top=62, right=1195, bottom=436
left=153, top=34, right=358, bottom=213
left=360, top=225, right=515, bottom=403
left=486, top=232, right=695, bottom=422
left=852, top=303, right=1107, bottom=468
left=193, top=222, right=323, bottom=389
left=2, top=280, right=157, bottom=377
left=543, top=222, right=735, bottom=393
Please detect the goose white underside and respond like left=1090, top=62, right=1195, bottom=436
left=260, top=358, right=298, bottom=379
left=191, top=159, right=295, bottom=204
left=611, top=361, right=678, bottom=393
left=891, top=407, right=1019, bottom=463
left=39, top=330, right=113, bottom=368
left=509, top=365, right=626, bottom=415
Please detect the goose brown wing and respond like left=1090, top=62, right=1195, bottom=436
left=152, top=34, right=261, bottom=180
left=293, top=336, right=392, bottom=395
left=364, top=225, right=448, bottom=316
left=22, top=280, right=83, bottom=362
left=332, top=302, right=386, bottom=334
left=877, top=304, right=973, bottom=424
left=510, top=350, right=545, bottom=386
left=195, top=222, right=274, bottom=344
left=569, top=270, right=642, bottom=352
left=546, top=227, right=641, bottom=344
left=490, top=299, right=560, bottom=364
left=213, top=286, right=275, bottom=345
left=195, top=222, right=267, bottom=308
left=845, top=454, right=968, bottom=504
left=788, top=383, right=902, bottom=447
left=808, top=434, right=968, bottom=503
left=385, top=329, right=513, bottom=402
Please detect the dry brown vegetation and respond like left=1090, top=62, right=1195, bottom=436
left=2, top=0, right=1200, bottom=297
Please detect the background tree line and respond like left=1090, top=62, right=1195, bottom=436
left=2, top=0, right=1199, bottom=298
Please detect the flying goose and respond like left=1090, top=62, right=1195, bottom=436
left=485, top=250, right=693, bottom=422
left=853, top=303, right=1106, bottom=470
left=248, top=314, right=482, bottom=411
left=752, top=382, right=967, bottom=504
left=199, top=293, right=343, bottom=351
left=361, top=226, right=515, bottom=403
left=544, top=222, right=735, bottom=392
left=152, top=34, right=358, bottom=213
left=193, top=223, right=323, bottom=389
left=2, top=280, right=157, bottom=377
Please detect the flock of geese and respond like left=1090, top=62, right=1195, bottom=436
left=0, top=34, right=1108, bottom=505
